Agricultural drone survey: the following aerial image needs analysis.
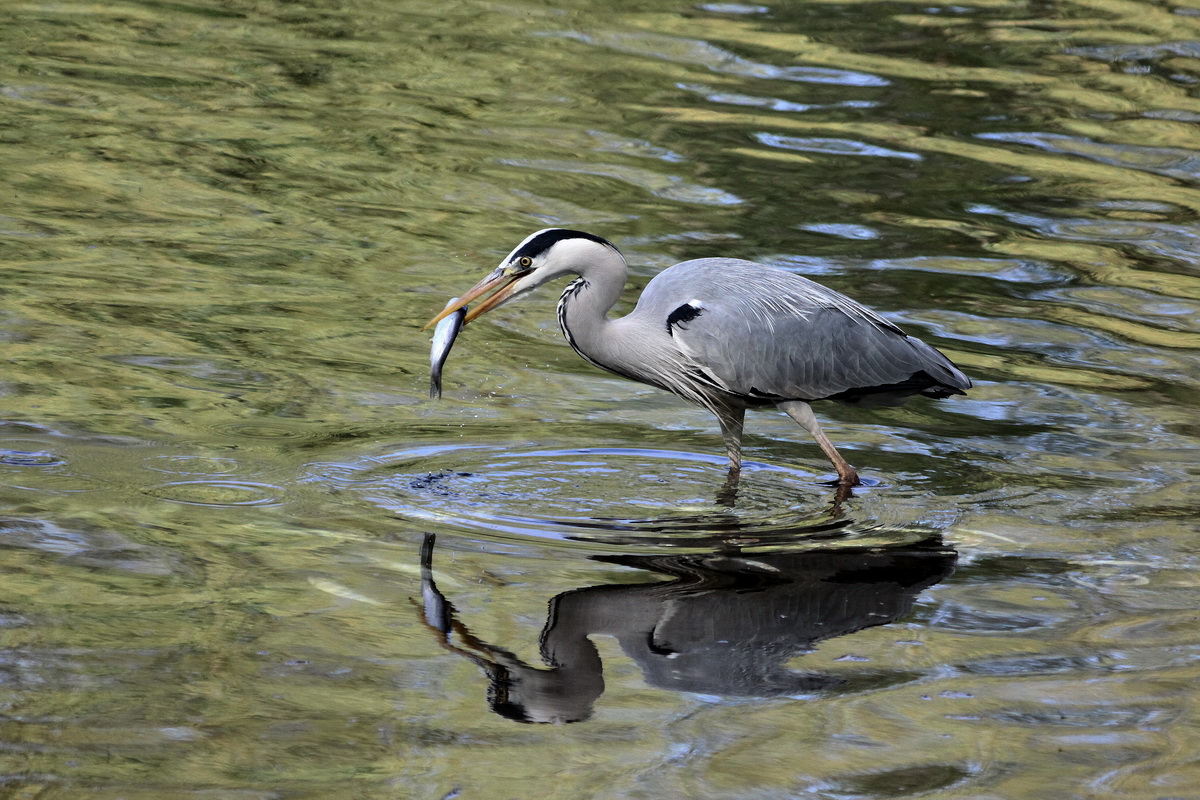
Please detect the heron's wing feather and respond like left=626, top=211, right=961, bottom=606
left=641, top=259, right=969, bottom=401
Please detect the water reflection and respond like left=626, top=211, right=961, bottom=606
left=418, top=532, right=956, bottom=724
left=312, top=443, right=954, bottom=551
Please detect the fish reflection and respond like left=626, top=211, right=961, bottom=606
left=417, top=534, right=956, bottom=724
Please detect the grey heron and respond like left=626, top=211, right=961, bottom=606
left=425, top=229, right=970, bottom=487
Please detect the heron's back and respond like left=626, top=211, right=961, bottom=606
left=630, top=258, right=970, bottom=404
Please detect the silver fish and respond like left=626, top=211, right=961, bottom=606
left=429, top=297, right=466, bottom=399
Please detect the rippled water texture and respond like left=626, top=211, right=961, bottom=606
left=2, top=0, right=1199, bottom=797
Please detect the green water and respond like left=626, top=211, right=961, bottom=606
left=2, top=0, right=1199, bottom=797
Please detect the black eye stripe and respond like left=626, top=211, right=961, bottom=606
left=509, top=229, right=618, bottom=263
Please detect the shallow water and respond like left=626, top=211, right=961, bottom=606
left=2, top=0, right=1199, bottom=797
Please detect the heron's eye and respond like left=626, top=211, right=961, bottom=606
left=518, top=256, right=533, bottom=268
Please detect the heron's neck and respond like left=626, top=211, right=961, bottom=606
left=555, top=249, right=628, bottom=364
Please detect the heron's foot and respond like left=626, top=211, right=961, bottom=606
left=817, top=474, right=861, bottom=488
left=820, top=474, right=884, bottom=488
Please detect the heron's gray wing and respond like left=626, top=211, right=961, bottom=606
left=641, top=259, right=969, bottom=401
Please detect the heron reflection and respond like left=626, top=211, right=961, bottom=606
left=416, top=533, right=956, bottom=724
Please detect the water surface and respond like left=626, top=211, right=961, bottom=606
left=1, top=0, right=1199, bottom=798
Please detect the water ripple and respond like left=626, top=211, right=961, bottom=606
left=978, top=131, right=1200, bottom=183
left=143, top=455, right=242, bottom=475
left=678, top=82, right=878, bottom=113
left=143, top=480, right=283, bottom=507
left=755, top=132, right=922, bottom=160
left=970, top=203, right=1200, bottom=277
left=550, top=30, right=890, bottom=86
left=304, top=443, right=941, bottom=553
left=498, top=157, right=743, bottom=206
left=0, top=447, right=66, bottom=467
left=697, top=3, right=770, bottom=14
left=0, top=436, right=104, bottom=494
left=1067, top=41, right=1200, bottom=63
left=208, top=420, right=321, bottom=442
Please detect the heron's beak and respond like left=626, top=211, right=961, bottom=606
left=422, top=266, right=529, bottom=331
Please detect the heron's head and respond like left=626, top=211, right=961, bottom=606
left=423, top=229, right=621, bottom=330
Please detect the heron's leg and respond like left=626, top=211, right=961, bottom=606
left=714, top=406, right=745, bottom=507
left=777, top=400, right=860, bottom=486
left=716, top=404, right=746, bottom=475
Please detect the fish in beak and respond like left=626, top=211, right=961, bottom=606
left=428, top=298, right=466, bottom=399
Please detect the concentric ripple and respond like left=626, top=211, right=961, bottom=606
left=143, top=480, right=283, bottom=507
left=305, top=443, right=940, bottom=553
left=0, top=435, right=106, bottom=494
left=0, top=447, right=66, bottom=467
left=212, top=421, right=315, bottom=441
left=144, top=455, right=242, bottom=475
